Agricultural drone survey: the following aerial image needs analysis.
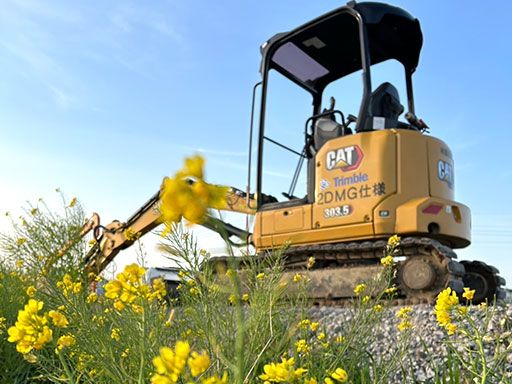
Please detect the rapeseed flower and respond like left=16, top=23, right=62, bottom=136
left=462, top=287, right=475, bottom=301
left=56, top=334, right=75, bottom=350
left=396, top=306, right=413, bottom=319
left=201, top=372, right=229, bottom=384
left=329, top=367, right=348, bottom=383
left=353, top=283, right=366, bottom=295
left=387, top=235, right=400, bottom=247
left=56, top=274, right=82, bottom=297
left=160, top=155, right=228, bottom=227
left=0, top=317, right=6, bottom=334
left=295, top=339, right=310, bottom=354
left=293, top=273, right=304, bottom=283
left=111, top=328, right=120, bottom=341
left=188, top=351, right=210, bottom=377
left=123, top=227, right=137, bottom=241
left=7, top=299, right=53, bottom=354
left=26, top=286, right=37, bottom=297
left=380, top=255, right=394, bottom=267
left=259, top=357, right=307, bottom=382
left=434, top=287, right=460, bottom=334
left=256, top=272, right=265, bottom=280
left=48, top=310, right=69, bottom=328
left=86, top=292, right=98, bottom=304
left=151, top=341, right=190, bottom=384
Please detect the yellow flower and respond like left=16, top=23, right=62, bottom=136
left=396, top=306, right=413, bottom=319
left=335, top=335, right=345, bottom=343
left=225, top=269, right=234, bottom=277
left=111, top=328, right=121, bottom=341
left=309, top=322, right=319, bottom=332
left=317, top=332, right=326, bottom=341
left=373, top=304, right=383, bottom=312
left=353, top=283, right=366, bottom=295
left=160, top=155, right=228, bottom=226
left=16, top=238, right=27, bottom=246
left=397, top=320, right=413, bottom=331
left=306, top=257, right=316, bottom=269
left=0, top=317, right=6, bottom=334
left=151, top=341, right=190, bottom=384
left=132, top=304, right=144, bottom=314
left=188, top=351, right=211, bottom=377
left=380, top=255, right=394, bottom=267
left=325, top=378, right=334, bottom=384
left=189, top=287, right=200, bottom=296
left=387, top=235, right=400, bottom=247
left=259, top=357, right=307, bottom=382
left=228, top=294, right=237, bottom=305
left=295, top=339, right=310, bottom=354
left=305, top=379, right=318, bottom=384
left=151, top=278, right=167, bottom=301
left=201, top=372, right=229, bottom=384
left=7, top=299, right=53, bottom=354
left=26, top=286, right=37, bottom=297
left=256, top=272, right=265, bottom=280
left=57, top=334, right=76, bottom=350
left=68, top=197, right=77, bottom=207
left=15, top=259, right=24, bottom=268
left=330, top=367, right=348, bottom=383
left=384, top=286, right=397, bottom=295
left=293, top=273, right=304, bottom=283
left=457, top=306, right=468, bottom=315
left=86, top=293, right=98, bottom=304
left=123, top=227, right=138, bottom=241
left=121, top=348, right=130, bottom=358
left=462, top=287, right=475, bottom=301
left=242, top=293, right=250, bottom=302
left=446, top=323, right=458, bottom=335
left=48, top=310, right=69, bottom=328
left=362, top=295, right=371, bottom=304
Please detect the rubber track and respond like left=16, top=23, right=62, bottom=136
left=279, top=237, right=466, bottom=306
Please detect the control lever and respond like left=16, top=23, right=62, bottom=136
left=405, top=112, right=429, bottom=131
left=346, top=114, right=357, bottom=126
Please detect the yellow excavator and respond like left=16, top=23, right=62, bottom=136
left=80, top=1, right=505, bottom=304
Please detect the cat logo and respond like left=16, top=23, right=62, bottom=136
left=326, top=145, right=363, bottom=172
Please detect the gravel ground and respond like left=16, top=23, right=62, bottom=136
left=310, top=303, right=512, bottom=382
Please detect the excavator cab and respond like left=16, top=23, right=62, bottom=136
left=253, top=1, right=422, bottom=209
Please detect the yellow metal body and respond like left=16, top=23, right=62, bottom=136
left=253, top=129, right=470, bottom=251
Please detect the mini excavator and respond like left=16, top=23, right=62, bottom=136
left=79, top=1, right=505, bottom=304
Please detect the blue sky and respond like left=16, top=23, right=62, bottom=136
left=1, top=0, right=511, bottom=283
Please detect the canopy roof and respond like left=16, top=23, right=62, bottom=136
left=260, top=1, right=423, bottom=94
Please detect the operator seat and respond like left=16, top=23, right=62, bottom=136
left=363, top=82, right=404, bottom=131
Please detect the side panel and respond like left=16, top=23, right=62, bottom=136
left=373, top=130, right=429, bottom=235
left=428, top=137, right=455, bottom=200
left=260, top=205, right=311, bottom=235
left=313, top=130, right=396, bottom=230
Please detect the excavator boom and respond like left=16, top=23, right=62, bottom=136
left=83, top=185, right=255, bottom=274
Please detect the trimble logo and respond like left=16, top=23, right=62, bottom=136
left=326, top=145, right=363, bottom=172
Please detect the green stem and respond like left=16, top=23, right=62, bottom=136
left=56, top=349, right=76, bottom=384
left=138, top=306, right=146, bottom=384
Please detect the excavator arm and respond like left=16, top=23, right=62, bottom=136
left=82, top=185, right=256, bottom=274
